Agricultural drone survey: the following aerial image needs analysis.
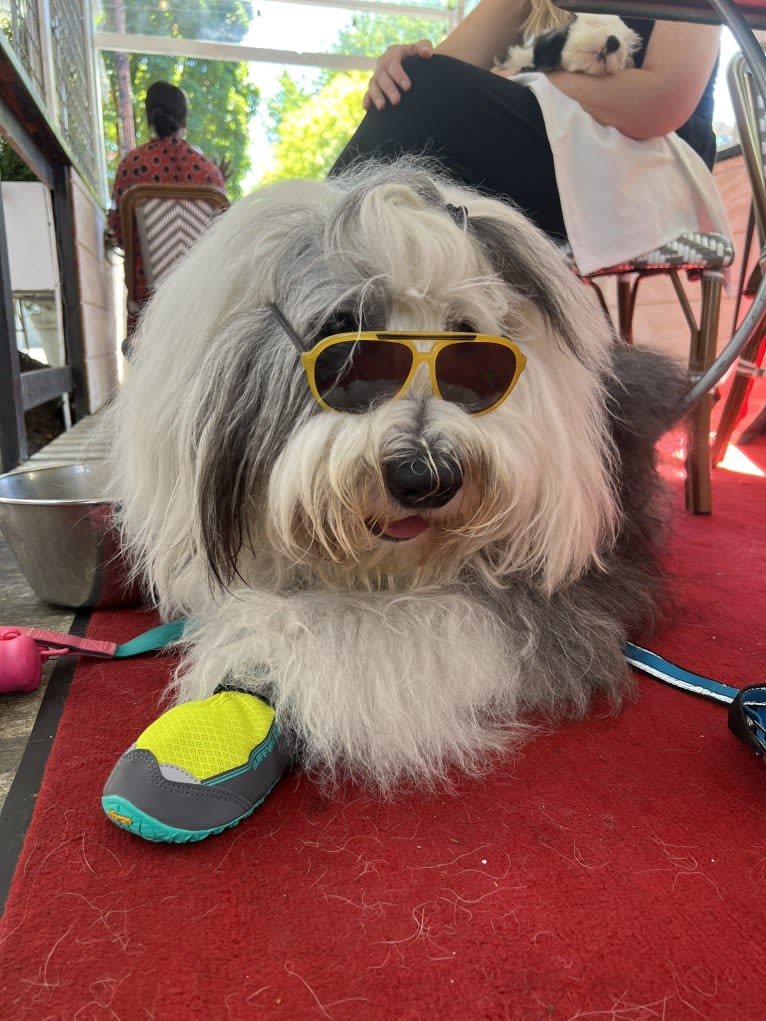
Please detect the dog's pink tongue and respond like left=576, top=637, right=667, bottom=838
left=383, top=515, right=429, bottom=540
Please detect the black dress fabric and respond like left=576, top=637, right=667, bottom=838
left=331, top=20, right=719, bottom=239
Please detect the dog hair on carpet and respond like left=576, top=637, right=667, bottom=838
left=108, top=158, right=688, bottom=789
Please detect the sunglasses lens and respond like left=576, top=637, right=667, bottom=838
left=435, top=342, right=518, bottom=412
left=313, top=340, right=413, bottom=413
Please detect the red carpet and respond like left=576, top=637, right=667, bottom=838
left=1, top=460, right=764, bottom=1020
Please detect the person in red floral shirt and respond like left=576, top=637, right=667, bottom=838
left=107, top=81, right=227, bottom=343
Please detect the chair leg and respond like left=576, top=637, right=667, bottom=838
left=584, top=279, right=615, bottom=333
left=685, top=271, right=723, bottom=515
left=710, top=333, right=766, bottom=464
left=616, top=276, right=637, bottom=344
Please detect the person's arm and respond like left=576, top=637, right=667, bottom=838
left=435, top=0, right=531, bottom=67
left=364, top=0, right=532, bottom=110
left=213, top=156, right=232, bottom=186
left=525, top=21, right=720, bottom=140
left=206, top=157, right=227, bottom=191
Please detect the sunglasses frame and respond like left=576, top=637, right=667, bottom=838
left=269, top=305, right=527, bottom=416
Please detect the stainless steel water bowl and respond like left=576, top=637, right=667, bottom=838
left=0, top=462, right=141, bottom=609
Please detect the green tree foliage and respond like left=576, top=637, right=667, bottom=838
left=260, top=71, right=369, bottom=184
left=334, top=9, right=448, bottom=58
left=99, top=0, right=258, bottom=200
left=0, top=138, right=37, bottom=182
left=261, top=10, right=451, bottom=184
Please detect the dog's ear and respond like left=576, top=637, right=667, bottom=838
left=530, top=23, right=571, bottom=71
left=192, top=313, right=314, bottom=588
left=465, top=213, right=589, bottom=357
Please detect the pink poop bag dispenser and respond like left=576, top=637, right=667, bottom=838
left=0, top=620, right=185, bottom=693
left=0, top=626, right=118, bottom=693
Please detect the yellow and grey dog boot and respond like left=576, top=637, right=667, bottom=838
left=102, top=690, right=291, bottom=844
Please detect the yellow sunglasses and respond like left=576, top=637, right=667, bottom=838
left=269, top=304, right=527, bottom=416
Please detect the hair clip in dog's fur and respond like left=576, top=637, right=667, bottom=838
left=445, top=204, right=469, bottom=229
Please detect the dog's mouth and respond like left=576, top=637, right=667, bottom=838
left=368, top=515, right=431, bottom=542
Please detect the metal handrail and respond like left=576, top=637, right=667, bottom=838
left=683, top=0, right=766, bottom=411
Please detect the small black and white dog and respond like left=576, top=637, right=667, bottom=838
left=110, top=159, right=685, bottom=790
left=499, top=13, right=641, bottom=76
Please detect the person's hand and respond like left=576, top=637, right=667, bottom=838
left=364, top=40, right=434, bottom=111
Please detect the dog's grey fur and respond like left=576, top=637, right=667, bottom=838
left=109, top=159, right=686, bottom=789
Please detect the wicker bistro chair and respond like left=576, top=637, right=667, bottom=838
left=550, top=0, right=766, bottom=516
left=119, top=183, right=230, bottom=349
left=561, top=228, right=735, bottom=515
left=711, top=51, right=766, bottom=464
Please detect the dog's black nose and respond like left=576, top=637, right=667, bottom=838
left=384, top=454, right=463, bottom=509
left=604, top=35, right=620, bottom=54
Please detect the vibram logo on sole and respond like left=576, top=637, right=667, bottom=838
left=108, top=809, right=134, bottom=826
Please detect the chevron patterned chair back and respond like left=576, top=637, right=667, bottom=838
left=120, top=182, right=230, bottom=298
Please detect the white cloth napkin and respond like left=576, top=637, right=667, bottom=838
left=514, top=72, right=732, bottom=275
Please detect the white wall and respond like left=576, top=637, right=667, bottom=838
left=70, top=169, right=120, bottom=412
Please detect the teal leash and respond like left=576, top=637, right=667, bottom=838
left=121, top=627, right=762, bottom=759
left=113, top=619, right=188, bottom=658
left=111, top=625, right=766, bottom=762
left=624, top=641, right=740, bottom=704
left=28, top=616, right=765, bottom=762
left=625, top=641, right=766, bottom=761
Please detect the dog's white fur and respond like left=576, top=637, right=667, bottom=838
left=109, top=159, right=681, bottom=790
left=500, top=13, right=641, bottom=76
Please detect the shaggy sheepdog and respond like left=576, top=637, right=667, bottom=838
left=109, top=159, right=686, bottom=789
left=499, top=13, right=641, bottom=76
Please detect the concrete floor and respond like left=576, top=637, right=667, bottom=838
left=0, top=411, right=112, bottom=812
